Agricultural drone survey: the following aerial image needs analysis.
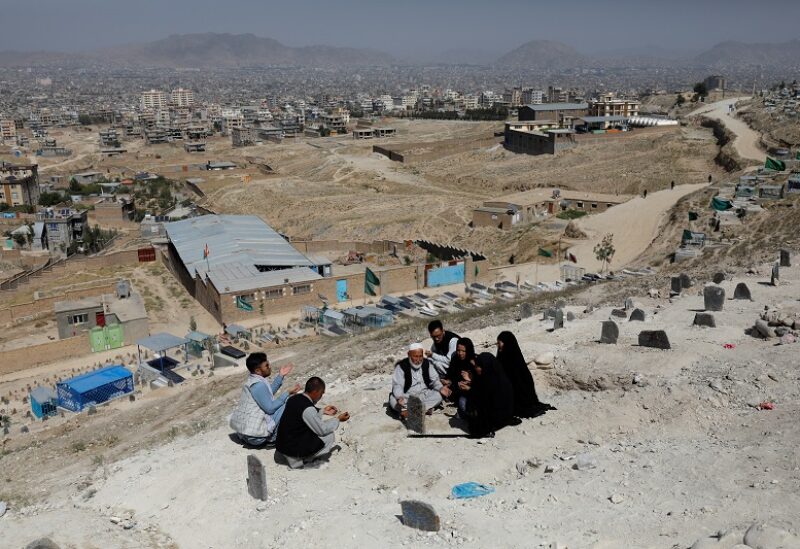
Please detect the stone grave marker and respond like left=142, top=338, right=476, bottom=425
left=400, top=500, right=440, bottom=532
left=703, top=286, right=725, bottom=312
left=670, top=277, right=682, bottom=295
left=712, top=272, right=726, bottom=284
left=780, top=249, right=791, bottom=267
left=520, top=302, right=534, bottom=319
left=733, top=282, right=752, bottom=300
left=600, top=321, right=619, bottom=344
left=679, top=273, right=692, bottom=289
left=566, top=311, right=575, bottom=322
left=638, top=330, right=671, bottom=350
left=611, top=308, right=627, bottom=318
left=693, top=313, right=716, bottom=328
left=624, top=297, right=635, bottom=310
left=246, top=454, right=268, bottom=501
left=771, top=263, right=779, bottom=286
left=553, top=309, right=564, bottom=330
left=406, top=395, right=426, bottom=434
left=629, top=308, right=646, bottom=322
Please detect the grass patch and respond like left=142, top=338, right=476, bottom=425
left=556, top=209, right=588, bottom=220
left=70, top=441, right=87, bottom=453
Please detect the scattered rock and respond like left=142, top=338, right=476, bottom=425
left=600, top=320, right=619, bottom=344
left=693, top=313, right=716, bottom=328
left=87, top=406, right=97, bottom=415
left=0, top=500, right=6, bottom=518
left=638, top=330, right=671, bottom=350
left=743, top=522, right=800, bottom=549
left=25, top=539, right=60, bottom=549
left=572, top=453, right=597, bottom=470
left=779, top=333, right=796, bottom=345
left=609, top=493, right=624, bottom=504
left=733, top=283, right=752, bottom=301
left=704, top=286, right=725, bottom=312
left=544, top=464, right=561, bottom=473
left=533, top=352, right=554, bottom=366
left=775, top=326, right=789, bottom=337
left=629, top=308, right=646, bottom=322
left=400, top=500, right=440, bottom=532
left=712, top=272, right=726, bottom=284
left=247, top=454, right=268, bottom=501
left=754, top=319, right=776, bottom=339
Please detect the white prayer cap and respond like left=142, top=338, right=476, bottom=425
left=408, top=342, right=424, bottom=352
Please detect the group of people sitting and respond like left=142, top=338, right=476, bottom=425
left=228, top=321, right=554, bottom=468
left=229, top=352, right=350, bottom=469
left=389, top=320, right=555, bottom=438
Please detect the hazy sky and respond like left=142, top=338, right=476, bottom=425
left=1, top=0, right=799, bottom=55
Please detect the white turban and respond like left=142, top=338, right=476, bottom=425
left=408, top=342, right=424, bottom=352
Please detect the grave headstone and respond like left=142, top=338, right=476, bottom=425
left=733, top=282, right=752, bottom=300
left=555, top=299, right=566, bottom=309
left=624, top=297, right=635, bottom=310
left=611, top=308, right=627, bottom=318
left=406, top=395, right=426, bottom=434
left=780, top=249, right=791, bottom=267
left=24, top=539, right=61, bottom=549
left=629, top=309, right=646, bottom=322
left=566, top=312, right=576, bottom=322
left=246, top=454, right=268, bottom=501
left=542, top=308, right=558, bottom=320
left=520, top=303, right=534, bottom=319
left=670, top=277, right=682, bottom=295
left=703, top=286, right=725, bottom=312
left=679, top=273, right=692, bottom=289
left=712, top=272, right=726, bottom=284
left=400, top=500, right=440, bottom=532
left=771, top=264, right=779, bottom=286
left=87, top=405, right=97, bottom=415
left=638, top=330, right=671, bottom=350
left=693, top=313, right=716, bottom=328
left=553, top=309, right=564, bottom=330
left=600, top=321, right=619, bottom=344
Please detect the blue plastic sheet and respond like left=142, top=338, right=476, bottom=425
left=451, top=482, right=495, bottom=499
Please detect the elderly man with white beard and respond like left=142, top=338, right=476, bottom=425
left=389, top=342, right=452, bottom=418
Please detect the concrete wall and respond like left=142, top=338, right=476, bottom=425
left=473, top=209, right=513, bottom=229
left=0, top=334, right=89, bottom=375
left=290, top=239, right=398, bottom=255
left=0, top=280, right=119, bottom=326
left=504, top=129, right=556, bottom=155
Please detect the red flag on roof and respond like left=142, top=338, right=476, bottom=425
left=203, top=243, right=210, bottom=259
left=569, top=253, right=577, bottom=263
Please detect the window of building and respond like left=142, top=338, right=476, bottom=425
left=293, top=284, right=311, bottom=295
left=12, top=192, right=19, bottom=199
left=591, top=203, right=598, bottom=209
left=264, top=288, right=283, bottom=299
left=576, top=202, right=584, bottom=208
left=68, top=313, right=89, bottom=325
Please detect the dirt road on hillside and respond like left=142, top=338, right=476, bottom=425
left=690, top=97, right=764, bottom=163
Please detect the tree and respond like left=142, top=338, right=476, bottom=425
left=38, top=191, right=64, bottom=207
left=11, top=232, right=26, bottom=249
left=189, top=315, right=197, bottom=332
left=693, top=82, right=708, bottom=97
left=593, top=233, right=616, bottom=273
left=675, top=94, right=686, bottom=107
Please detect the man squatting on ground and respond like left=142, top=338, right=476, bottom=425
left=389, top=342, right=452, bottom=417
left=426, top=320, right=460, bottom=377
left=276, top=376, right=350, bottom=469
left=229, top=352, right=300, bottom=446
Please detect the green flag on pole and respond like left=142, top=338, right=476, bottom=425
left=688, top=211, right=699, bottom=221
left=235, top=296, right=254, bottom=311
left=796, top=151, right=800, bottom=160
left=765, top=157, right=786, bottom=171
left=364, top=267, right=380, bottom=296
left=538, top=248, right=553, bottom=258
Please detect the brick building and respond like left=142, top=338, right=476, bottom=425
left=0, top=162, right=41, bottom=207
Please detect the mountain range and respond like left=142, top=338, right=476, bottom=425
left=0, top=33, right=798, bottom=69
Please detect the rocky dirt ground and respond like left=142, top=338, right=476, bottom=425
left=1, top=253, right=799, bottom=548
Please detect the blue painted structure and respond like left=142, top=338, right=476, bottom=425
left=30, top=387, right=58, bottom=419
left=56, top=365, right=134, bottom=412
left=336, top=279, right=348, bottom=302
left=426, top=262, right=465, bottom=288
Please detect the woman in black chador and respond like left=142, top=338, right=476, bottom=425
left=496, top=331, right=555, bottom=418
left=460, top=352, right=516, bottom=438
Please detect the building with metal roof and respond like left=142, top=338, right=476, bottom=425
left=56, top=365, right=134, bottom=412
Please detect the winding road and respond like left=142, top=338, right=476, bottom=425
left=689, top=97, right=765, bottom=164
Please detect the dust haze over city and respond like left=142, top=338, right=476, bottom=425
left=1, top=0, right=800, bottom=548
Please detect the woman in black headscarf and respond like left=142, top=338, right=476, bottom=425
left=444, top=338, right=476, bottom=416
left=460, top=352, right=515, bottom=438
left=496, top=331, right=555, bottom=418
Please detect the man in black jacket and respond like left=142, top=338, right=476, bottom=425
left=276, top=377, right=350, bottom=469
left=426, top=320, right=460, bottom=377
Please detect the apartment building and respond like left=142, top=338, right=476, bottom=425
left=522, top=88, right=544, bottom=105
left=0, top=162, right=41, bottom=207
left=588, top=94, right=640, bottom=118
left=140, top=89, right=168, bottom=111
left=170, top=88, right=194, bottom=108
left=0, top=119, right=17, bottom=141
